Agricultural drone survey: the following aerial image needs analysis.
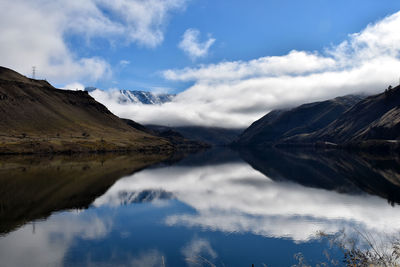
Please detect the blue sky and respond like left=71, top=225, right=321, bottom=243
left=66, top=0, right=400, bottom=92
left=2, top=0, right=400, bottom=127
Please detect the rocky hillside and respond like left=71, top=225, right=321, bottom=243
left=0, top=66, right=172, bottom=154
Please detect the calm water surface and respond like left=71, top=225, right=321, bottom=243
left=1, top=148, right=400, bottom=266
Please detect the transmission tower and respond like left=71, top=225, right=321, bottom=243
left=32, top=66, right=36, bottom=79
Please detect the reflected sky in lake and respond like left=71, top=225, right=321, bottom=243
left=1, top=148, right=400, bottom=266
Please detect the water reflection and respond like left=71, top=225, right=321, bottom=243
left=96, top=153, right=400, bottom=242
left=240, top=148, right=400, bottom=204
left=0, top=148, right=400, bottom=266
left=0, top=212, right=112, bottom=267
left=0, top=153, right=168, bottom=234
left=182, top=238, right=218, bottom=267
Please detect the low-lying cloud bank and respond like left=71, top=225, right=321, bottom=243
left=93, top=11, right=400, bottom=128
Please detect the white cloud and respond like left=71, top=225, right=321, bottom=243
left=95, top=0, right=187, bottom=47
left=0, top=0, right=112, bottom=84
left=0, top=0, right=187, bottom=84
left=91, top=11, right=400, bottom=128
left=165, top=50, right=336, bottom=81
left=119, top=60, right=131, bottom=67
left=179, top=28, right=216, bottom=60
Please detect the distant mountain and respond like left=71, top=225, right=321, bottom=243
left=118, top=89, right=175, bottom=104
left=85, top=87, right=175, bottom=105
left=85, top=88, right=242, bottom=145
left=122, top=118, right=210, bottom=150
left=146, top=125, right=244, bottom=145
left=0, top=66, right=172, bottom=154
left=235, top=95, right=364, bottom=147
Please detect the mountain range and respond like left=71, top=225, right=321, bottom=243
left=2, top=65, right=400, bottom=153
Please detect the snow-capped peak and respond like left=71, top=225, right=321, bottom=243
left=85, top=87, right=175, bottom=105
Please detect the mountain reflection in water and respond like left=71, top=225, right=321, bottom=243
left=0, top=153, right=168, bottom=234
left=0, top=148, right=400, bottom=266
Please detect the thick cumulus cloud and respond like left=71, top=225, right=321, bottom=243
left=93, top=11, right=400, bottom=128
left=0, top=0, right=186, bottom=84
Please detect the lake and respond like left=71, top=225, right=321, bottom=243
left=1, top=148, right=400, bottom=266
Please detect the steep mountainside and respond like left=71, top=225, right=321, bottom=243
left=300, top=85, right=400, bottom=143
left=0, top=66, right=171, bottom=153
left=236, top=95, right=363, bottom=147
left=86, top=87, right=175, bottom=105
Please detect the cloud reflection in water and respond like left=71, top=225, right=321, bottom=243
left=0, top=213, right=112, bottom=267
left=95, top=162, right=400, bottom=242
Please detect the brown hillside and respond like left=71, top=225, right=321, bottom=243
left=0, top=66, right=172, bottom=154
left=303, top=85, right=400, bottom=143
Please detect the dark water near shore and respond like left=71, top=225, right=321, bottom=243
left=1, top=148, right=400, bottom=266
